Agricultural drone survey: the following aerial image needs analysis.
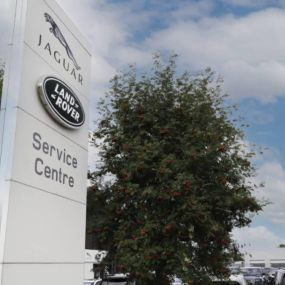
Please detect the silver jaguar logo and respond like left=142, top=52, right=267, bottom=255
left=44, top=13, right=81, bottom=71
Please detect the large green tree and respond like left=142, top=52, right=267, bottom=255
left=88, top=55, right=263, bottom=284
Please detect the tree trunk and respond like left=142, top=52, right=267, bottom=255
left=136, top=275, right=170, bottom=285
left=154, top=269, right=170, bottom=285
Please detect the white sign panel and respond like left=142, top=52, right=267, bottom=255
left=11, top=110, right=87, bottom=203
left=0, top=0, right=91, bottom=285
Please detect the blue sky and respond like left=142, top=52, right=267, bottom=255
left=54, top=0, right=285, bottom=259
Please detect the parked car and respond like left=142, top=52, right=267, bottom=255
left=84, top=280, right=95, bottom=285
left=101, top=273, right=135, bottom=285
left=240, top=267, right=265, bottom=285
left=84, top=274, right=134, bottom=285
left=230, top=274, right=247, bottom=285
left=275, top=268, right=285, bottom=285
left=211, top=274, right=246, bottom=285
left=84, top=279, right=104, bottom=285
left=262, top=268, right=278, bottom=285
left=171, top=277, right=184, bottom=284
left=212, top=280, right=240, bottom=285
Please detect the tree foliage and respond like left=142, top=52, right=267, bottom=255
left=88, top=55, right=263, bottom=284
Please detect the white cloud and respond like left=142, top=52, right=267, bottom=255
left=170, top=0, right=215, bottom=20
left=57, top=0, right=128, bottom=82
left=146, top=8, right=285, bottom=101
left=0, top=0, right=17, bottom=60
left=57, top=1, right=285, bottom=102
left=221, top=0, right=274, bottom=8
left=232, top=226, right=285, bottom=258
left=232, top=143, right=285, bottom=258
left=57, top=0, right=152, bottom=60
left=91, top=56, right=116, bottom=85
left=222, top=60, right=285, bottom=102
left=88, top=139, right=99, bottom=172
left=254, top=161, right=285, bottom=225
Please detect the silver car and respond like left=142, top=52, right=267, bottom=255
left=84, top=280, right=95, bottom=285
left=241, top=267, right=264, bottom=285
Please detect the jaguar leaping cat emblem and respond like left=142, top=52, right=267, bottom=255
left=44, top=13, right=81, bottom=71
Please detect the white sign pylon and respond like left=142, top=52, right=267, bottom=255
left=0, top=1, right=91, bottom=284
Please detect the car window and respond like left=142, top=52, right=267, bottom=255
left=230, top=268, right=241, bottom=274
left=241, top=268, right=261, bottom=276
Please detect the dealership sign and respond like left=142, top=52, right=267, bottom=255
left=38, top=76, right=85, bottom=129
left=0, top=1, right=91, bottom=285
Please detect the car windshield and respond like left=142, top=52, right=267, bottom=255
left=263, top=268, right=271, bottom=274
left=241, top=268, right=261, bottom=276
left=230, top=267, right=241, bottom=274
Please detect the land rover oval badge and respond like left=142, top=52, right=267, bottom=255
left=37, top=76, right=85, bottom=129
